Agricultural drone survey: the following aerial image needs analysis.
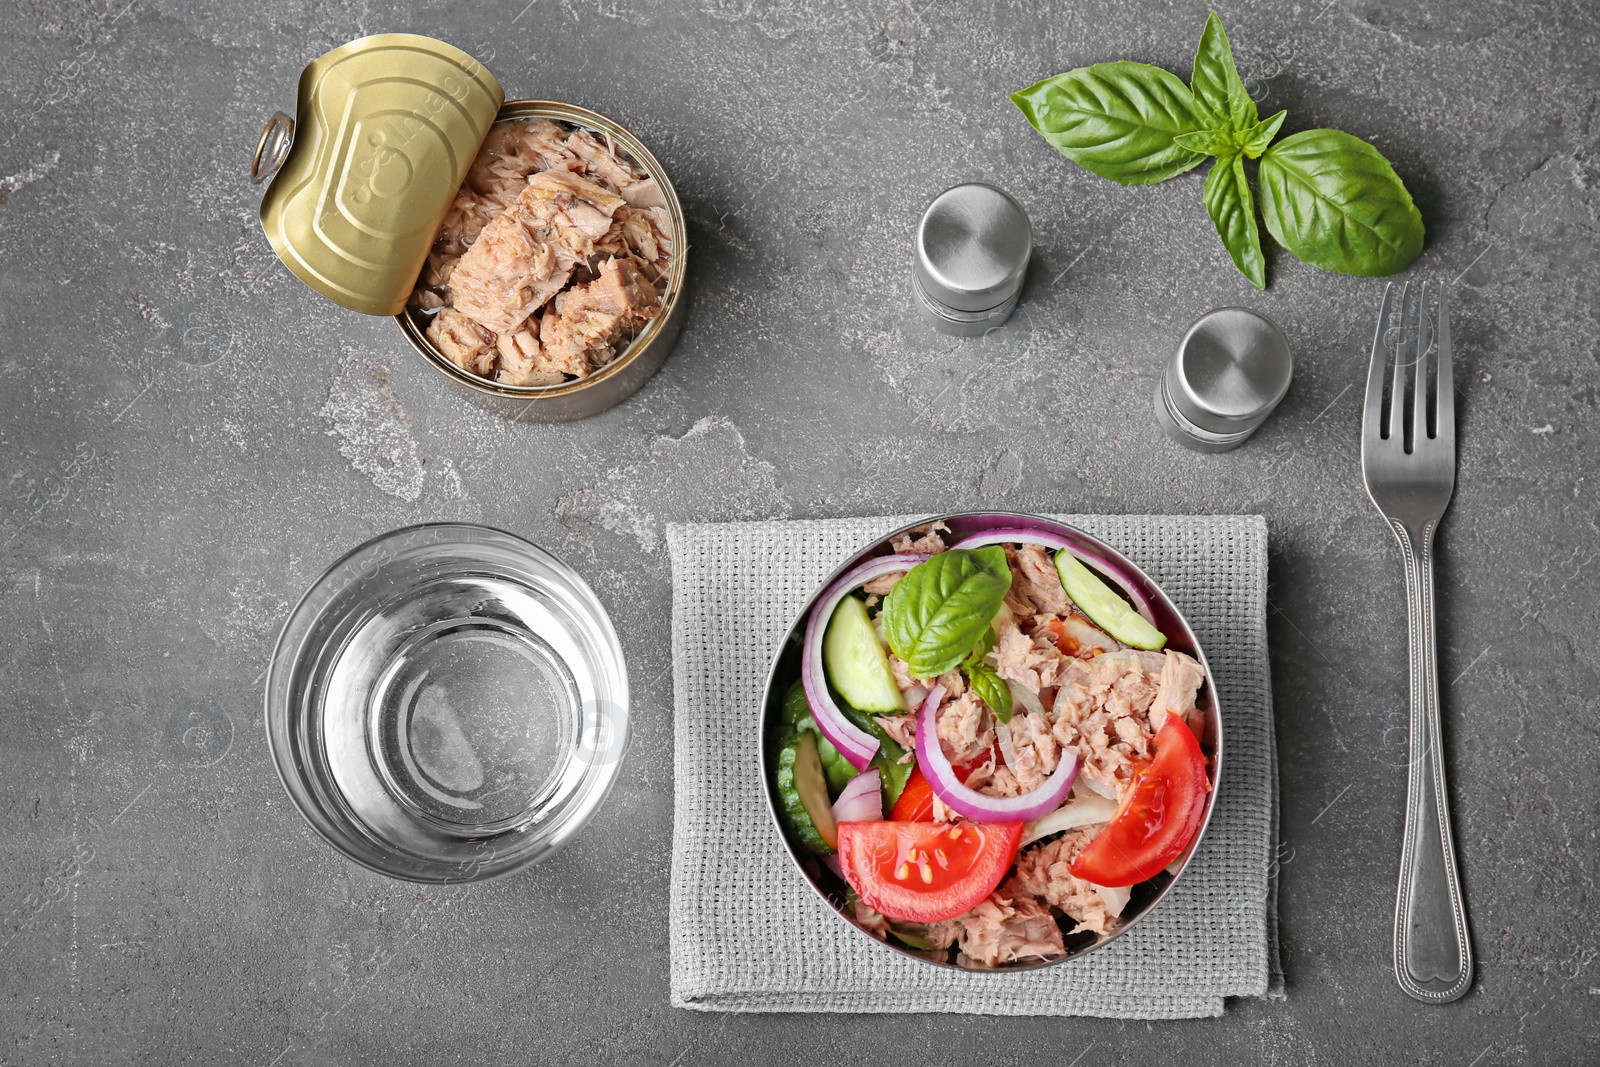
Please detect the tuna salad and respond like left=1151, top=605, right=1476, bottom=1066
left=770, top=521, right=1212, bottom=968
left=410, top=118, right=674, bottom=387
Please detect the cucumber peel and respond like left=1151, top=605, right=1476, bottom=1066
left=1054, top=552, right=1167, bottom=650
left=776, top=732, right=838, bottom=853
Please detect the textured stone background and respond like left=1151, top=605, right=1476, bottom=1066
left=2, top=0, right=1597, bottom=1063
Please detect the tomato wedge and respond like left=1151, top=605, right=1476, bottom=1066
left=837, top=820, right=1023, bottom=923
left=890, top=766, right=936, bottom=821
left=1068, top=716, right=1208, bottom=887
left=891, top=747, right=1000, bottom=823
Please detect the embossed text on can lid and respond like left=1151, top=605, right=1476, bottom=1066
left=257, top=34, right=504, bottom=316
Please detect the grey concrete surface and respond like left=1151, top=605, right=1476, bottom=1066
left=2, top=0, right=1596, bottom=1063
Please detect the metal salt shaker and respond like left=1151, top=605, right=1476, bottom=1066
left=1154, top=307, right=1293, bottom=452
left=913, top=182, right=1032, bottom=336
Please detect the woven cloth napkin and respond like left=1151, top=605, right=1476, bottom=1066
left=665, top=514, right=1282, bottom=1018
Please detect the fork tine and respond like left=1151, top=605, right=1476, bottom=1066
left=1389, top=282, right=1413, bottom=447
left=1413, top=280, right=1433, bottom=446
left=1364, top=283, right=1397, bottom=446
left=1435, top=284, right=1454, bottom=447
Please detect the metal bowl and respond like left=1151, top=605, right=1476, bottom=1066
left=757, top=512, right=1223, bottom=971
left=395, top=100, right=688, bottom=422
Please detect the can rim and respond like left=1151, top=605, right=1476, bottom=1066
left=396, top=99, right=688, bottom=402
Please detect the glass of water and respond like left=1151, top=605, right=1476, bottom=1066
left=264, top=523, right=629, bottom=882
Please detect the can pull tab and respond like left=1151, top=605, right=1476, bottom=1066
left=251, top=111, right=296, bottom=185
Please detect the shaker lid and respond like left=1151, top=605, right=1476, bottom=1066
left=915, top=183, right=1032, bottom=313
left=1167, top=307, right=1293, bottom=436
left=255, top=34, right=504, bottom=316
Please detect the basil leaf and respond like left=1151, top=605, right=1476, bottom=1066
left=1190, top=11, right=1256, bottom=130
left=1011, top=61, right=1208, bottom=186
left=964, top=662, right=1013, bottom=725
left=961, top=626, right=997, bottom=669
left=1239, top=109, right=1287, bottom=158
left=1173, top=128, right=1239, bottom=156
left=1257, top=129, right=1424, bottom=276
left=1203, top=153, right=1267, bottom=289
left=882, top=548, right=1013, bottom=678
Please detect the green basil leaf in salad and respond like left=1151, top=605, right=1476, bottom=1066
left=965, top=662, right=1014, bottom=725
left=961, top=625, right=997, bottom=669
left=1203, top=153, right=1267, bottom=289
left=1238, top=109, right=1287, bottom=158
left=882, top=547, right=1013, bottom=679
left=1172, top=128, right=1240, bottom=157
left=1010, top=61, right=1208, bottom=186
left=1257, top=129, right=1424, bottom=276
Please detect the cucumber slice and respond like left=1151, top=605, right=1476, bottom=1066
left=776, top=732, right=838, bottom=853
left=1054, top=552, right=1168, bottom=650
left=823, top=596, right=905, bottom=712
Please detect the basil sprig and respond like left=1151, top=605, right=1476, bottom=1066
left=957, top=626, right=1013, bottom=724
left=882, top=548, right=1011, bottom=680
left=1011, top=11, right=1423, bottom=287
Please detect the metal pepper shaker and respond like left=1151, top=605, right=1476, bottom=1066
left=1154, top=307, right=1293, bottom=453
left=913, top=182, right=1032, bottom=336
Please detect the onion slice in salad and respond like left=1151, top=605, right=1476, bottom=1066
left=802, top=552, right=931, bottom=770
left=832, top=769, right=883, bottom=824
left=950, top=528, right=1157, bottom=626
left=914, top=684, right=1079, bottom=823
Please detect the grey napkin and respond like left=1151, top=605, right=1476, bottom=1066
left=666, top=515, right=1282, bottom=1018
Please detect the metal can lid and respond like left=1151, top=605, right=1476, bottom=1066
left=256, top=34, right=504, bottom=316
left=914, top=182, right=1032, bottom=313
left=1165, top=307, right=1293, bottom=437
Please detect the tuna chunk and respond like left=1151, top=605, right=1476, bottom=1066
left=425, top=308, right=496, bottom=377
left=994, top=614, right=1068, bottom=693
left=873, top=714, right=917, bottom=763
left=512, top=170, right=627, bottom=268
left=565, top=127, right=645, bottom=191
left=1004, top=711, right=1061, bottom=793
left=1051, top=649, right=1172, bottom=800
left=935, top=690, right=994, bottom=766
left=494, top=320, right=563, bottom=387
left=1149, top=649, right=1206, bottom=732
left=448, top=213, right=571, bottom=333
left=862, top=570, right=906, bottom=597
left=1004, top=544, right=1072, bottom=616
left=890, top=521, right=949, bottom=555
left=1011, top=830, right=1112, bottom=934
left=954, top=888, right=1065, bottom=967
left=538, top=256, right=660, bottom=378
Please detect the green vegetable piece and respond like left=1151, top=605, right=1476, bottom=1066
left=834, top=700, right=913, bottom=807
left=965, top=662, right=1013, bottom=725
left=1054, top=551, right=1168, bottom=651
left=882, top=548, right=1013, bottom=679
left=1238, top=110, right=1287, bottom=158
left=1190, top=11, right=1256, bottom=131
left=1203, top=153, right=1267, bottom=289
left=1010, top=61, right=1208, bottom=186
left=778, top=680, right=856, bottom=795
left=1257, top=129, right=1424, bottom=276
left=775, top=732, right=837, bottom=854
left=823, top=595, right=905, bottom=713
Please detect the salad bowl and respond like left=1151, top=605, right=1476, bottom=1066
left=758, top=512, right=1223, bottom=971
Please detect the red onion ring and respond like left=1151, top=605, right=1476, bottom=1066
left=914, top=684, right=1079, bottom=823
left=802, top=552, right=931, bottom=770
left=950, top=527, right=1157, bottom=626
left=832, top=769, right=883, bottom=824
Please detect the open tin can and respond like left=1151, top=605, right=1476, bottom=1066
left=252, top=34, right=687, bottom=421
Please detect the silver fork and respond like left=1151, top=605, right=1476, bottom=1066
left=1361, top=281, right=1473, bottom=1003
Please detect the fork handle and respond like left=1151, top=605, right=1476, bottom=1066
left=1391, top=520, right=1473, bottom=1003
